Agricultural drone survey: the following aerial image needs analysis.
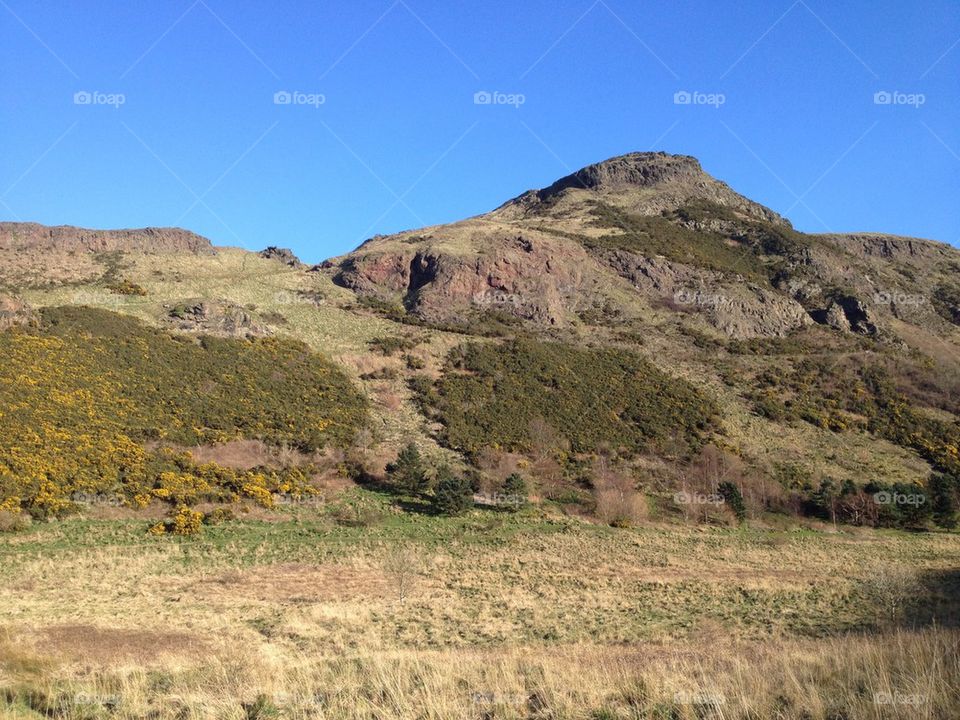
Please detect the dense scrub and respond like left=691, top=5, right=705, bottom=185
left=584, top=200, right=812, bottom=283
left=746, top=354, right=959, bottom=477
left=0, top=307, right=367, bottom=517
left=413, top=338, right=717, bottom=459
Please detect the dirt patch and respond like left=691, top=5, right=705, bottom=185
left=36, top=624, right=208, bottom=664
left=196, top=562, right=390, bottom=603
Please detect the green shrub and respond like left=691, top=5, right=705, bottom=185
left=415, top=338, right=717, bottom=459
left=432, top=467, right=473, bottom=516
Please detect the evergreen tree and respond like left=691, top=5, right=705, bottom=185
left=930, top=473, right=958, bottom=529
left=501, top=473, right=528, bottom=510
left=432, top=466, right=473, bottom=516
left=718, top=481, right=747, bottom=523
left=386, top=443, right=428, bottom=494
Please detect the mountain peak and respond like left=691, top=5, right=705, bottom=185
left=532, top=151, right=703, bottom=200
left=496, top=151, right=785, bottom=227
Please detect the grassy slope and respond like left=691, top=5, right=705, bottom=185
left=1, top=507, right=958, bottom=718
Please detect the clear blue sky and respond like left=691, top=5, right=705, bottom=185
left=2, top=0, right=958, bottom=263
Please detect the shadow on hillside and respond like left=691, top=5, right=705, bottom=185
left=909, top=567, right=960, bottom=629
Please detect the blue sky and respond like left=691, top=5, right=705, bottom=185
left=1, top=0, right=958, bottom=263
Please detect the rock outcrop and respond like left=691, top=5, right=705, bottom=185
left=0, top=222, right=214, bottom=254
left=329, top=151, right=960, bottom=342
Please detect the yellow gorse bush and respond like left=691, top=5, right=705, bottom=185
left=0, top=307, right=365, bottom=517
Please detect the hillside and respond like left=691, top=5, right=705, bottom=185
left=0, top=151, right=956, bottom=522
left=1, top=152, right=959, bottom=720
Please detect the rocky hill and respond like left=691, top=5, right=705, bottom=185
left=1, top=150, right=958, bottom=525
left=0, top=222, right=214, bottom=254
left=332, top=152, right=960, bottom=342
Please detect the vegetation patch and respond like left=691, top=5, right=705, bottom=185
left=414, top=338, right=718, bottom=459
left=0, top=306, right=367, bottom=518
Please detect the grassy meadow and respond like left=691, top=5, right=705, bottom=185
left=2, top=496, right=959, bottom=719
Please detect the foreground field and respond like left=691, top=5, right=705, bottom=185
left=2, top=498, right=958, bottom=719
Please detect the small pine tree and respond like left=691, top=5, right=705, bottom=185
left=387, top=443, right=428, bottom=495
left=432, top=466, right=473, bottom=516
left=501, top=473, right=528, bottom=510
left=718, top=481, right=747, bottom=523
left=930, top=473, right=958, bottom=529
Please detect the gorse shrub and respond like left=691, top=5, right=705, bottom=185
left=0, top=307, right=366, bottom=516
left=415, top=338, right=717, bottom=460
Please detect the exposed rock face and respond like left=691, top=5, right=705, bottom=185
left=338, top=233, right=598, bottom=326
left=811, top=295, right=879, bottom=335
left=606, top=252, right=811, bottom=338
left=259, top=246, right=303, bottom=267
left=330, top=151, right=960, bottom=342
left=0, top=222, right=214, bottom=254
left=165, top=300, right=268, bottom=338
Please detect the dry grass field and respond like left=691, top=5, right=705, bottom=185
left=2, top=498, right=959, bottom=719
